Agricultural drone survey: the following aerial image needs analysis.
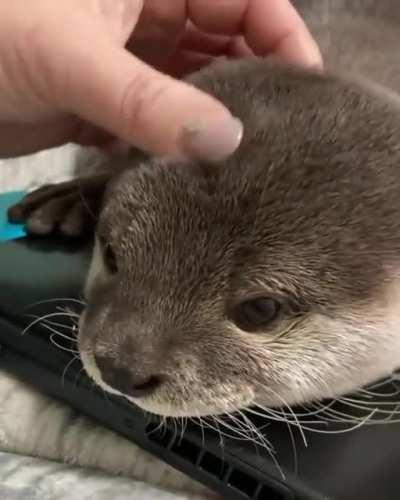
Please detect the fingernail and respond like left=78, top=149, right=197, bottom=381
left=283, top=31, right=323, bottom=70
left=299, top=36, right=324, bottom=70
left=182, top=116, right=243, bottom=162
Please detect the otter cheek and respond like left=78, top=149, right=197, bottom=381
left=84, top=238, right=106, bottom=300
left=76, top=310, right=87, bottom=352
left=76, top=303, right=106, bottom=357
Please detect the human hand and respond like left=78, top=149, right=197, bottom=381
left=0, top=0, right=322, bottom=160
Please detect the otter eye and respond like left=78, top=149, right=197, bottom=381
left=98, top=235, right=118, bottom=274
left=232, top=297, right=281, bottom=332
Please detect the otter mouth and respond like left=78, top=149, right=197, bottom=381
left=78, top=344, right=255, bottom=417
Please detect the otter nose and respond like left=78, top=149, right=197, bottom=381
left=94, top=354, right=161, bottom=398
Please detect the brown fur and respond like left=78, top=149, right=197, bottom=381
left=10, top=1, right=400, bottom=416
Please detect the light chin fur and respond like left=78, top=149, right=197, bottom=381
left=125, top=389, right=256, bottom=418
left=79, top=346, right=255, bottom=418
left=84, top=237, right=105, bottom=299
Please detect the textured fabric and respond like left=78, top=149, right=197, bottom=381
left=0, top=451, right=207, bottom=500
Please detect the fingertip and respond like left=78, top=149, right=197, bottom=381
left=278, top=30, right=323, bottom=69
left=181, top=115, right=244, bottom=162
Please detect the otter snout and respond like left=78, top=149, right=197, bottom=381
left=93, top=353, right=162, bottom=398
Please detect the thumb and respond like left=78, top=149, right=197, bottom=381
left=61, top=40, right=243, bottom=162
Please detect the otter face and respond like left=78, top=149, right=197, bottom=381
left=79, top=60, right=400, bottom=417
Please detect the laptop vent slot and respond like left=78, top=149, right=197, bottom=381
left=146, top=423, right=228, bottom=479
left=256, top=482, right=287, bottom=500
left=145, top=423, right=291, bottom=500
left=171, top=436, right=199, bottom=464
left=228, top=468, right=259, bottom=497
left=198, top=451, right=229, bottom=479
left=145, top=422, right=175, bottom=449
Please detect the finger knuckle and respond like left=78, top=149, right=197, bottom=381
left=119, top=72, right=169, bottom=137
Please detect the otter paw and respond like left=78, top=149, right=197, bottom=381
left=7, top=180, right=97, bottom=238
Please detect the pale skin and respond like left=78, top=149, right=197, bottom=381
left=0, top=0, right=322, bottom=160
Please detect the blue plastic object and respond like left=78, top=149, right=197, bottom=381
left=0, top=191, right=27, bottom=241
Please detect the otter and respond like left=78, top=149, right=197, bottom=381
left=8, top=1, right=400, bottom=418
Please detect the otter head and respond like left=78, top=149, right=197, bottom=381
left=78, top=59, right=400, bottom=417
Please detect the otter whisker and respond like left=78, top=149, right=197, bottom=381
left=282, top=410, right=298, bottom=476
left=74, top=366, right=87, bottom=388
left=307, top=408, right=355, bottom=424
left=147, top=417, right=164, bottom=437
left=338, top=396, right=399, bottom=407
left=237, top=410, right=280, bottom=462
left=61, top=355, right=80, bottom=387
left=39, top=321, right=78, bottom=346
left=50, top=333, right=80, bottom=355
left=215, top=413, right=286, bottom=479
left=77, top=185, right=99, bottom=222
left=213, top=414, right=274, bottom=452
left=312, top=398, right=399, bottom=425
left=197, top=416, right=206, bottom=448
left=250, top=405, right=298, bottom=475
left=199, top=415, right=254, bottom=447
left=26, top=297, right=87, bottom=310
left=366, top=376, right=399, bottom=391
left=289, top=399, right=339, bottom=418
left=44, top=326, right=78, bottom=344
left=22, top=311, right=80, bottom=336
left=192, top=417, right=253, bottom=469
left=148, top=417, right=168, bottom=444
left=229, top=411, right=271, bottom=451
left=175, top=401, right=189, bottom=444
left=245, top=405, right=328, bottom=428
left=170, top=416, right=179, bottom=446
left=176, top=413, right=186, bottom=445
left=337, top=397, right=400, bottom=418
left=305, top=401, right=377, bottom=425
left=56, top=305, right=81, bottom=318
left=161, top=416, right=168, bottom=439
left=180, top=416, right=188, bottom=444
left=257, top=388, right=308, bottom=447
left=357, top=386, right=400, bottom=399
left=210, top=415, right=225, bottom=449
left=342, top=398, right=400, bottom=409
left=285, top=400, right=385, bottom=431
left=40, top=317, right=79, bottom=333
left=196, top=417, right=224, bottom=444
left=299, top=409, right=378, bottom=434
left=25, top=311, right=79, bottom=332
left=356, top=378, right=400, bottom=399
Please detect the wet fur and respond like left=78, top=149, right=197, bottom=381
left=10, top=1, right=400, bottom=417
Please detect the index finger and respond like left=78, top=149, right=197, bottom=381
left=188, top=0, right=322, bottom=67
